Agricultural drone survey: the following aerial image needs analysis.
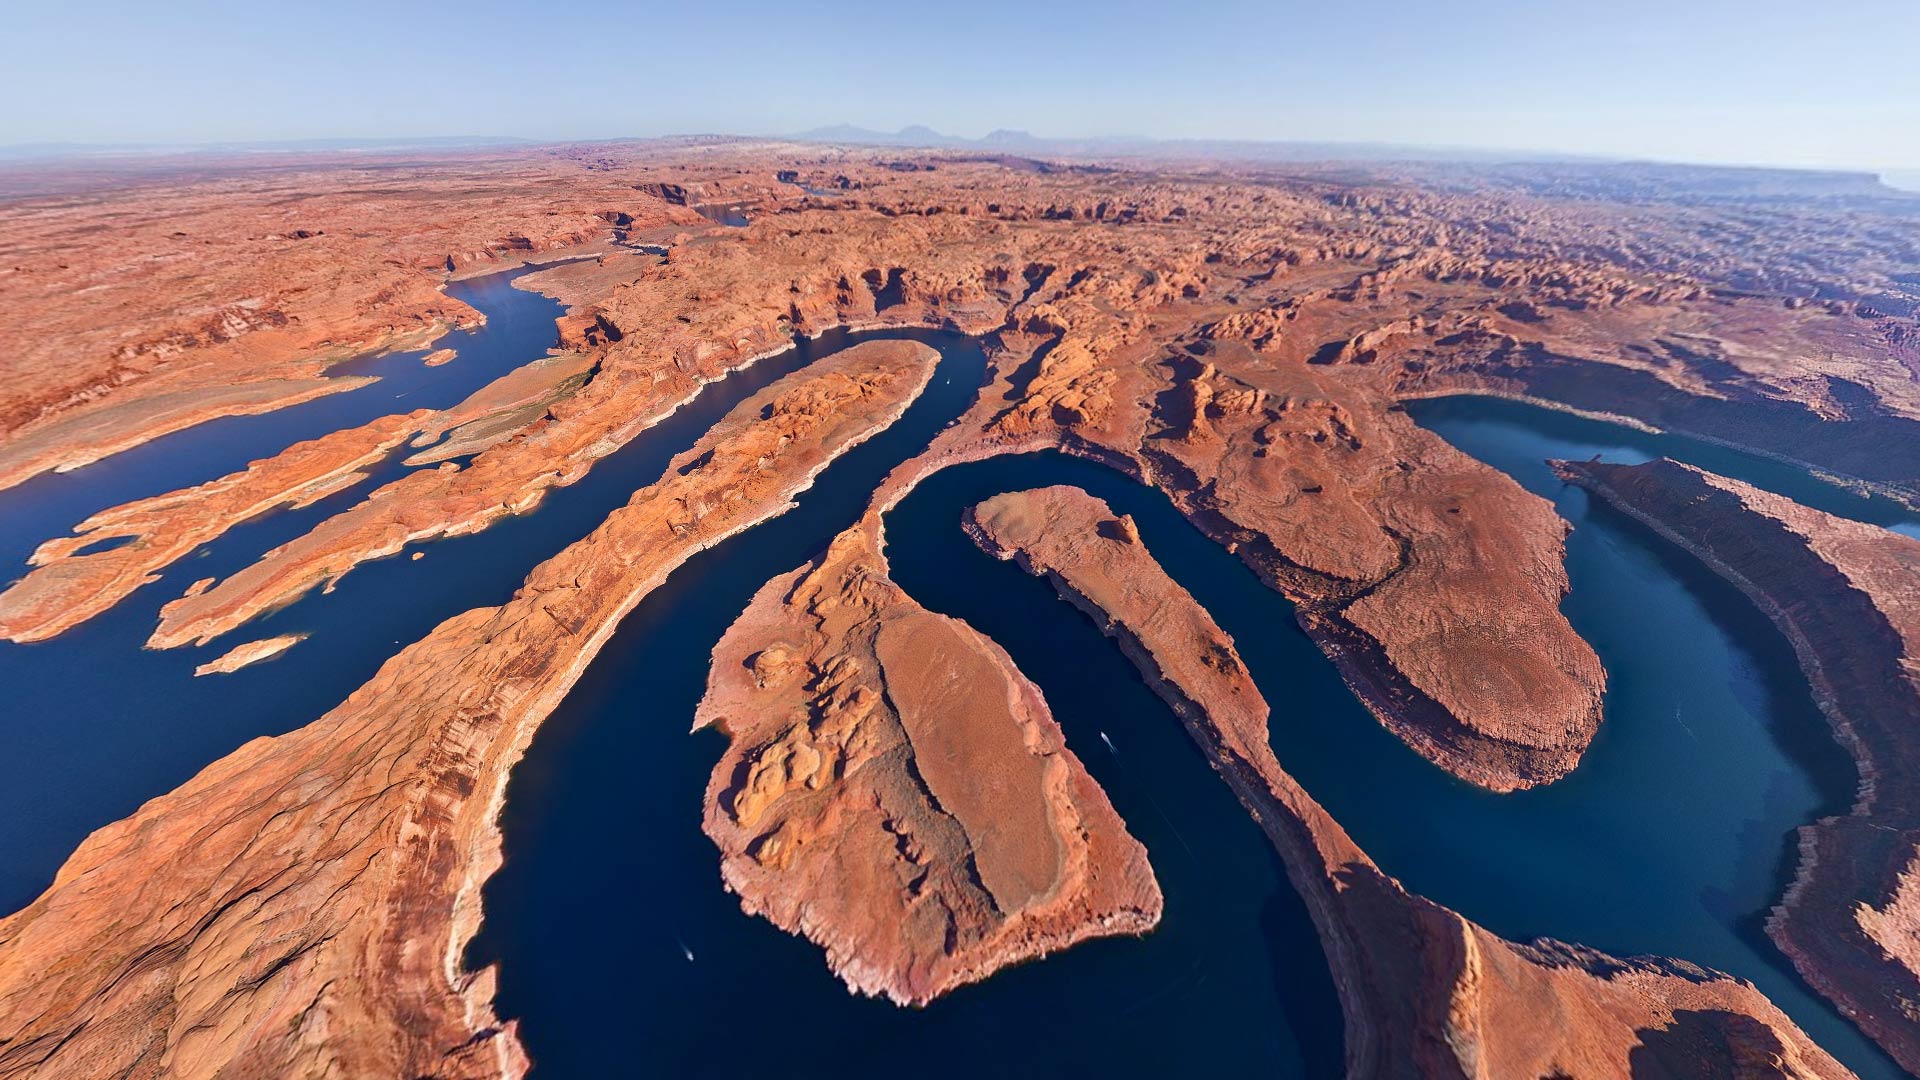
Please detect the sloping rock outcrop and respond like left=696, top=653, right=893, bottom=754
left=694, top=527, right=1161, bottom=1003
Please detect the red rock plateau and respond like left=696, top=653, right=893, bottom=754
left=69, top=150, right=1616, bottom=791
left=1560, top=458, right=1920, bottom=1076
left=0, top=148, right=721, bottom=492
left=0, top=339, right=936, bottom=1078
left=1, top=139, right=1918, bottom=1076
left=964, top=484, right=1851, bottom=1078
left=0, top=343, right=604, bottom=643
left=695, top=527, right=1161, bottom=1003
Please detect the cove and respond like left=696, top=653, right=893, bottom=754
left=884, top=441, right=1898, bottom=1078
left=1400, top=396, right=1903, bottom=1075
left=1406, top=394, right=1920, bottom=539
left=474, top=340, right=1343, bottom=1078
left=0, top=266, right=570, bottom=574
left=0, top=268, right=951, bottom=914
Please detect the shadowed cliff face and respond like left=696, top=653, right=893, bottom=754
left=1563, top=458, right=1920, bottom=1077
left=960, top=483, right=1852, bottom=1080
left=0, top=144, right=1915, bottom=1077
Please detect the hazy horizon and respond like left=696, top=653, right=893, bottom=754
left=9, top=0, right=1918, bottom=174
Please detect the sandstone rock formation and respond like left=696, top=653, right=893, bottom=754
left=0, top=150, right=712, bottom=492
left=35, top=142, right=1907, bottom=799
left=401, top=351, right=600, bottom=467
left=695, top=527, right=1161, bottom=1003
left=1141, top=344, right=1606, bottom=789
left=192, top=633, right=307, bottom=676
left=0, top=412, right=423, bottom=642
left=3, top=140, right=1918, bottom=1076
left=1560, top=458, right=1920, bottom=1074
left=0, top=340, right=600, bottom=644
left=0, top=340, right=937, bottom=1079
left=966, top=484, right=1851, bottom=1079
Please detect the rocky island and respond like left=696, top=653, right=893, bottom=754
left=695, top=526, right=1161, bottom=1004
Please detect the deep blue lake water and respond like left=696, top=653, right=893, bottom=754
left=0, top=269, right=1911, bottom=1077
left=471, top=347, right=1345, bottom=1078
left=0, top=269, right=887, bottom=908
left=1408, top=395, right=1920, bottom=540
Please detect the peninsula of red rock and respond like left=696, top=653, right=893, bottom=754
left=0, top=137, right=1917, bottom=1079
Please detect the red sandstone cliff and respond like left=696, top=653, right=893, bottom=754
left=965, top=484, right=1852, bottom=1079
left=0, top=340, right=937, bottom=1078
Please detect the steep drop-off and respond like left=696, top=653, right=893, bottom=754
left=1560, top=458, right=1920, bottom=1074
left=965, top=484, right=1852, bottom=1079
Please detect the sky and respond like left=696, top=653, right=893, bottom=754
left=6, top=0, right=1918, bottom=173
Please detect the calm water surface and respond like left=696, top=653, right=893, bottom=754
left=1410, top=394, right=1920, bottom=539
left=881, top=440, right=1901, bottom=1079
left=482, top=378, right=1913, bottom=1076
left=474, top=349, right=1342, bottom=1078
left=0, top=274, right=1909, bottom=1078
left=0, top=271, right=901, bottom=907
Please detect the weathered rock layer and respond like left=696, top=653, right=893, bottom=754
left=694, top=527, right=1161, bottom=1003
left=966, top=484, right=1852, bottom=1079
left=0, top=340, right=938, bottom=1079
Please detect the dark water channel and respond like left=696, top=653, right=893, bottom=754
left=1, top=268, right=564, bottom=573
left=0, top=270, right=942, bottom=913
left=474, top=353, right=1344, bottom=1078
left=0, top=266, right=578, bottom=905
left=478, top=371, right=1915, bottom=1076
left=0, top=264, right=1909, bottom=1077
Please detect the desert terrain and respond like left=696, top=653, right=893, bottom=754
left=0, top=137, right=1917, bottom=1077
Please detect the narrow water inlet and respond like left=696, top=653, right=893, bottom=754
left=0, top=265, right=1905, bottom=1078
left=0, top=269, right=962, bottom=914
left=0, top=266, right=573, bottom=573
left=474, top=344, right=1343, bottom=1079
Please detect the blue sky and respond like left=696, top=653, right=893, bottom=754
left=7, top=0, right=1918, bottom=171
